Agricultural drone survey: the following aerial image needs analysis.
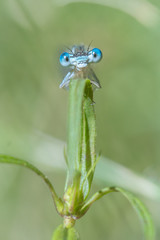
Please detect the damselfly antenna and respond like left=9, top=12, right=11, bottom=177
left=87, top=40, right=93, bottom=52
left=64, top=46, right=73, bottom=54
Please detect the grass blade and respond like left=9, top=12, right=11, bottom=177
left=80, top=186, right=155, bottom=240
left=0, top=154, right=63, bottom=213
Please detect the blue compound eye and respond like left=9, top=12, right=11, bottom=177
left=60, top=52, right=71, bottom=66
left=89, top=48, right=102, bottom=63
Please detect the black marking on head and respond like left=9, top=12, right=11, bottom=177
left=72, top=45, right=86, bottom=55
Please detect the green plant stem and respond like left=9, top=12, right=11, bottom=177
left=52, top=224, right=80, bottom=240
left=66, top=79, right=96, bottom=199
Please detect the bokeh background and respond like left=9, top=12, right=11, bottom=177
left=0, top=0, right=160, bottom=239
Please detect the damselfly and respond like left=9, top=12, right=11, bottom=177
left=59, top=45, right=102, bottom=89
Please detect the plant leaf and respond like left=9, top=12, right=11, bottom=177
left=115, top=187, right=155, bottom=240
left=66, top=79, right=96, bottom=199
left=67, top=79, right=86, bottom=178
left=0, top=154, right=63, bottom=213
left=80, top=186, right=155, bottom=240
left=52, top=224, right=80, bottom=240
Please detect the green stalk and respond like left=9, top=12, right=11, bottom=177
left=65, top=79, right=96, bottom=200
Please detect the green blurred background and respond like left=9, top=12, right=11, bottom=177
left=0, top=0, right=160, bottom=239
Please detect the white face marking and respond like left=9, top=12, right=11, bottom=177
left=70, top=55, right=88, bottom=69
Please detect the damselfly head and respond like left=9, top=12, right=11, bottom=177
left=60, top=45, right=102, bottom=70
left=59, top=44, right=102, bottom=89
